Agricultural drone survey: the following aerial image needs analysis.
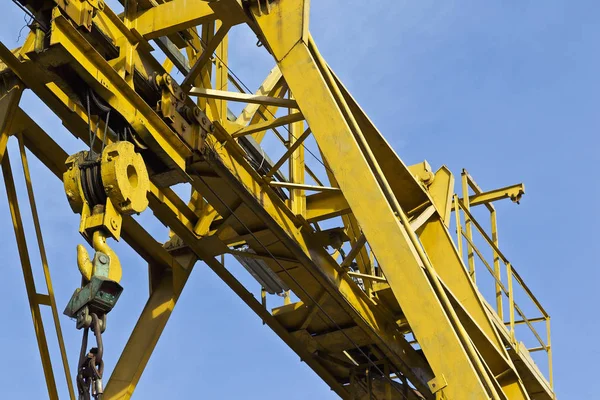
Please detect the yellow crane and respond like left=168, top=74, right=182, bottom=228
left=0, top=0, right=554, bottom=399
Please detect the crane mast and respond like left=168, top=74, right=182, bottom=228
left=0, top=0, right=555, bottom=399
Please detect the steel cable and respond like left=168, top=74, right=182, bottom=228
left=195, top=148, right=417, bottom=399
left=187, top=29, right=335, bottom=179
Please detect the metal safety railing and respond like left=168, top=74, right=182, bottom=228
left=453, top=171, right=553, bottom=389
left=2, top=132, right=75, bottom=399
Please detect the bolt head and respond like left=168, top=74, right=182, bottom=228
left=98, top=254, right=109, bottom=264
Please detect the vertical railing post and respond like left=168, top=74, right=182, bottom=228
left=507, top=262, right=515, bottom=344
left=490, top=208, right=503, bottom=319
left=453, top=194, right=463, bottom=259
left=546, top=317, right=553, bottom=389
left=461, top=170, right=476, bottom=282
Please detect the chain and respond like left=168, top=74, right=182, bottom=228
left=76, top=313, right=105, bottom=400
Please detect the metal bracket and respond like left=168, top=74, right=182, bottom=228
left=56, top=0, right=105, bottom=31
left=153, top=73, right=212, bottom=151
left=249, top=0, right=274, bottom=16
left=427, top=375, right=447, bottom=394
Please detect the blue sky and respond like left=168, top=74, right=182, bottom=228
left=0, top=1, right=597, bottom=398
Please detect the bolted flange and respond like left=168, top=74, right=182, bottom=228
left=100, top=141, right=149, bottom=215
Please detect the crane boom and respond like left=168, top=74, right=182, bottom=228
left=0, top=1, right=554, bottom=399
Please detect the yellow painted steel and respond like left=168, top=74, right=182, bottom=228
left=2, top=149, right=74, bottom=400
left=253, top=3, right=491, bottom=395
left=0, top=83, right=22, bottom=162
left=64, top=140, right=150, bottom=286
left=0, top=0, right=556, bottom=399
left=100, top=142, right=150, bottom=215
left=76, top=231, right=123, bottom=282
left=132, top=0, right=217, bottom=39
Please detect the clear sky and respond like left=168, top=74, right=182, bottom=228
left=0, top=1, right=597, bottom=399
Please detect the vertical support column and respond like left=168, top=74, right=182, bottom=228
left=122, top=0, right=138, bottom=86
left=288, top=93, right=305, bottom=216
left=461, top=170, right=475, bottom=282
left=215, top=20, right=229, bottom=124
left=187, top=23, right=217, bottom=118
left=2, top=152, right=59, bottom=400
left=490, top=208, right=503, bottom=319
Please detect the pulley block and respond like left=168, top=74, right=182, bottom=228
left=64, top=141, right=149, bottom=217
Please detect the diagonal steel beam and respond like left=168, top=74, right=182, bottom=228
left=189, top=87, right=299, bottom=108
left=235, top=66, right=285, bottom=126
left=0, top=82, right=23, bottom=163
left=132, top=0, right=217, bottom=39
left=250, top=2, right=494, bottom=397
left=265, top=127, right=311, bottom=178
left=232, top=112, right=303, bottom=138
left=181, top=24, right=231, bottom=91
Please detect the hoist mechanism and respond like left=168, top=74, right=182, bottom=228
left=0, top=0, right=555, bottom=399
left=62, top=140, right=149, bottom=399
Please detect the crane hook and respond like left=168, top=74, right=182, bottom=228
left=76, top=230, right=122, bottom=283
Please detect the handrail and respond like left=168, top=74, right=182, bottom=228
left=457, top=200, right=549, bottom=318
left=453, top=194, right=553, bottom=389
left=460, top=229, right=546, bottom=343
left=460, top=230, right=509, bottom=297
left=528, top=346, right=546, bottom=352
left=514, top=302, right=547, bottom=350
left=505, top=317, right=546, bottom=325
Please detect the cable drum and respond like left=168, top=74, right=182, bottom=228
left=79, top=159, right=107, bottom=208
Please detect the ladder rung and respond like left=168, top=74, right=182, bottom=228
left=34, top=293, right=51, bottom=306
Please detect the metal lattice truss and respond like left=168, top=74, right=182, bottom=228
left=0, top=1, right=554, bottom=399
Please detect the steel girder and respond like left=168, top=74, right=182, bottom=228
left=0, top=1, right=554, bottom=399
